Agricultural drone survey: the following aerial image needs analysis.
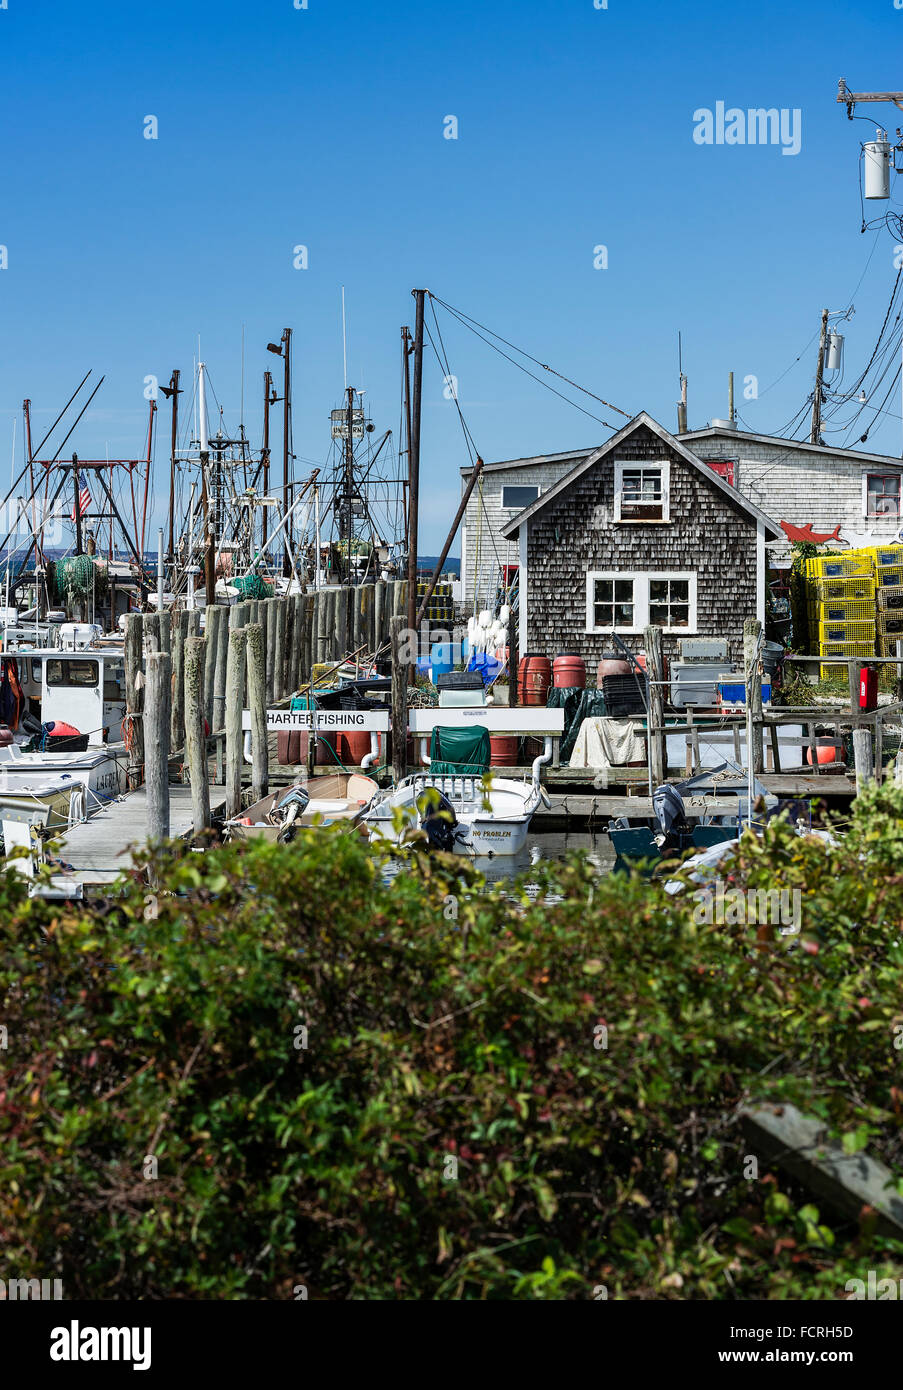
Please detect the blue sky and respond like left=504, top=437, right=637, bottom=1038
left=2, top=0, right=903, bottom=549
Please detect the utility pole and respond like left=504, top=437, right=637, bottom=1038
left=166, top=368, right=180, bottom=561
left=811, top=308, right=829, bottom=444
left=676, top=332, right=688, bottom=434
left=401, top=325, right=413, bottom=540
left=728, top=371, right=735, bottom=424
left=837, top=79, right=903, bottom=119
left=406, top=290, right=425, bottom=634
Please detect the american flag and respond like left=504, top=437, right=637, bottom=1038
left=71, top=471, right=91, bottom=521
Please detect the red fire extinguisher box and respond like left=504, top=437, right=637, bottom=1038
left=859, top=663, right=879, bottom=712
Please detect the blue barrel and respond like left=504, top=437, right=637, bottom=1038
left=430, top=642, right=456, bottom=682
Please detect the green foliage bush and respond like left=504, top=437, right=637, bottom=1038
left=3, top=789, right=903, bottom=1299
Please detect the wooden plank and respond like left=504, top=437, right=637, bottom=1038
left=60, top=787, right=225, bottom=884
left=740, top=1102, right=903, bottom=1240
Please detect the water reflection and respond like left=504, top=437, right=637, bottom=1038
left=383, top=830, right=617, bottom=895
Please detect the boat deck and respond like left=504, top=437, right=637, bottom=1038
left=56, top=786, right=225, bottom=887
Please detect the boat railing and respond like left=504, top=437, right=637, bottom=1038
left=412, top=772, right=482, bottom=807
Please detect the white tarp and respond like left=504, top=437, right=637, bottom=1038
left=568, top=717, right=647, bottom=769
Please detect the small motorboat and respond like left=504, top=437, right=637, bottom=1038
left=364, top=721, right=552, bottom=857
left=226, top=773, right=378, bottom=843
left=365, top=771, right=546, bottom=856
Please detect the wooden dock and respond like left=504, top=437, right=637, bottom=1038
left=57, top=786, right=225, bottom=888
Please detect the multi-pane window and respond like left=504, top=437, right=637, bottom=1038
left=649, top=576, right=691, bottom=628
left=591, top=576, right=636, bottom=629
left=615, top=461, right=669, bottom=521
left=866, top=474, right=901, bottom=517
left=586, top=571, right=697, bottom=634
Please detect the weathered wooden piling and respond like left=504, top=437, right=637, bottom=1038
left=214, top=602, right=229, bottom=729
left=853, top=727, right=874, bottom=794
left=246, top=622, right=268, bottom=803
left=123, top=613, right=145, bottom=791
left=225, top=626, right=247, bottom=819
left=143, top=611, right=160, bottom=655
left=265, top=598, right=277, bottom=700
left=391, top=614, right=409, bottom=783
left=145, top=649, right=172, bottom=841
left=743, top=618, right=765, bottom=775
left=159, top=610, right=172, bottom=659
left=170, top=610, right=187, bottom=751
left=185, top=635, right=211, bottom=836
left=644, top=624, right=665, bottom=785
left=273, top=599, right=286, bottom=700
left=204, top=604, right=219, bottom=726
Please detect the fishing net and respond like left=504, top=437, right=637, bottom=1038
left=231, top=574, right=270, bottom=600
left=52, top=555, right=107, bottom=604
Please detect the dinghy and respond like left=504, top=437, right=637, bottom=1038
left=226, top=773, right=378, bottom=843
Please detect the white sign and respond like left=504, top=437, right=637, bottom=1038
left=242, top=708, right=390, bottom=732
left=407, top=707, right=565, bottom=733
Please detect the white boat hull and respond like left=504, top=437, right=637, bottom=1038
left=365, top=774, right=540, bottom=856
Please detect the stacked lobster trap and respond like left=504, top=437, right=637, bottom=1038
left=803, top=546, right=903, bottom=680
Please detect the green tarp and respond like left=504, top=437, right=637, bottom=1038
left=547, top=687, right=612, bottom=764
left=429, top=724, right=491, bottom=775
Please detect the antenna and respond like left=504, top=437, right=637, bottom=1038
left=342, top=286, right=348, bottom=390
left=240, top=323, right=245, bottom=429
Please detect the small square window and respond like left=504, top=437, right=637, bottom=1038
left=867, top=474, right=901, bottom=518
left=592, top=576, right=636, bottom=630
left=615, top=460, right=669, bottom=521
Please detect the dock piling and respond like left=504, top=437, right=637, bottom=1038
left=145, top=649, right=172, bottom=842
left=185, top=635, right=211, bottom=836
left=225, top=626, right=247, bottom=819
left=246, top=622, right=268, bottom=803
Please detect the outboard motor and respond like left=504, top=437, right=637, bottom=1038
left=418, top=789, right=459, bottom=853
left=652, top=783, right=689, bottom=849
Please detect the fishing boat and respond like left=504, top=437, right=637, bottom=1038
left=364, top=723, right=551, bottom=857
left=225, top=773, right=379, bottom=842
left=0, top=770, right=85, bottom=872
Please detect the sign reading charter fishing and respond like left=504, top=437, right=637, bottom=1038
left=262, top=709, right=390, bottom=732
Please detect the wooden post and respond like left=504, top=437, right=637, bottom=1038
left=143, top=611, right=160, bottom=655
left=644, top=624, right=665, bottom=785
left=124, top=613, right=144, bottom=791
left=853, top=727, right=874, bottom=794
left=185, top=635, right=210, bottom=836
left=509, top=610, right=519, bottom=708
left=214, top=602, right=229, bottom=729
left=170, top=610, right=187, bottom=752
left=204, top=605, right=219, bottom=726
left=876, top=714, right=883, bottom=786
left=391, top=614, right=409, bottom=783
left=274, top=599, right=286, bottom=701
left=159, top=610, right=172, bottom=659
left=145, top=650, right=171, bottom=841
left=743, top=617, right=764, bottom=775
left=225, top=626, right=247, bottom=819
left=847, top=658, right=859, bottom=713
left=265, top=598, right=277, bottom=700
left=247, top=622, right=268, bottom=803
left=316, top=588, right=328, bottom=664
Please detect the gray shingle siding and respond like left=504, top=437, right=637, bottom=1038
left=522, top=423, right=758, bottom=669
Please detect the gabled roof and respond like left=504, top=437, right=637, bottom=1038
left=499, top=411, right=783, bottom=541
left=461, top=445, right=597, bottom=477
left=679, top=424, right=903, bottom=469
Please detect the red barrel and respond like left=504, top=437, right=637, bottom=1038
left=338, top=730, right=374, bottom=766
left=553, top=653, right=586, bottom=689
left=518, top=654, right=552, bottom=706
left=490, top=735, right=519, bottom=766
left=315, top=733, right=337, bottom=766
left=597, top=653, right=632, bottom=681
left=277, top=730, right=308, bottom=765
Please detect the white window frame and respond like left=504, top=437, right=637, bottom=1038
left=585, top=570, right=697, bottom=635
left=614, top=459, right=670, bottom=523
left=863, top=472, right=902, bottom=519
left=500, top=483, right=541, bottom=511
